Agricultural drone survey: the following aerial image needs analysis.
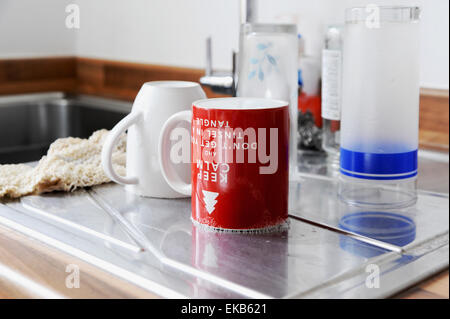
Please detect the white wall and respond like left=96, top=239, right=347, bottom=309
left=74, top=0, right=240, bottom=71
left=0, top=0, right=75, bottom=57
left=258, top=0, right=450, bottom=90
left=0, top=0, right=448, bottom=89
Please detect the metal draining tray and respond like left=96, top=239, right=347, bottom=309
left=0, top=93, right=447, bottom=298
left=0, top=168, right=448, bottom=298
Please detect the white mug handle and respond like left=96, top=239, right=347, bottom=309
left=158, top=110, right=192, bottom=196
left=101, top=111, right=142, bottom=185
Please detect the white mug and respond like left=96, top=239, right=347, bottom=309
left=101, top=81, right=206, bottom=198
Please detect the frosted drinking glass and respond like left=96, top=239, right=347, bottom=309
left=339, top=6, right=421, bottom=208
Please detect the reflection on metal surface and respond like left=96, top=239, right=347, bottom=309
left=339, top=212, right=416, bottom=247
left=289, top=173, right=448, bottom=250
left=87, top=189, right=148, bottom=252
left=288, top=214, right=403, bottom=254
left=88, top=188, right=272, bottom=299
left=20, top=195, right=140, bottom=253
left=190, top=224, right=288, bottom=298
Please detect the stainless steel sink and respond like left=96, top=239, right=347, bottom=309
left=0, top=92, right=131, bottom=164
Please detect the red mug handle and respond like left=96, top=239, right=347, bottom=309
left=158, top=110, right=192, bottom=196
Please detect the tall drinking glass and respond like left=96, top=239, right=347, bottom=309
left=237, top=23, right=298, bottom=177
left=339, top=6, right=421, bottom=208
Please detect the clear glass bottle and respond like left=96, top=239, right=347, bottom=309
left=321, top=25, right=343, bottom=171
left=237, top=23, right=299, bottom=177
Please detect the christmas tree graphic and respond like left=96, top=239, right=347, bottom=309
left=202, top=190, right=219, bottom=214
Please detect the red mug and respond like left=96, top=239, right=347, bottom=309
left=159, top=97, right=290, bottom=231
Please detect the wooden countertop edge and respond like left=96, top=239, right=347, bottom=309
left=394, top=270, right=449, bottom=299
left=420, top=87, right=449, bottom=98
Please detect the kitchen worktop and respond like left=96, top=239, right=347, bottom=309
left=0, top=150, right=448, bottom=298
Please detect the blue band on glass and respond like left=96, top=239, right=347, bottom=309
left=339, top=169, right=417, bottom=180
left=340, top=148, right=418, bottom=180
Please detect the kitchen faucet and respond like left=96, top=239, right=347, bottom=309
left=199, top=0, right=258, bottom=95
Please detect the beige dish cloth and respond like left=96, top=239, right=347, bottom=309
left=0, top=129, right=126, bottom=199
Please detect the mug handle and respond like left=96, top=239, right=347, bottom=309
left=158, top=110, right=192, bottom=196
left=101, top=111, right=142, bottom=185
